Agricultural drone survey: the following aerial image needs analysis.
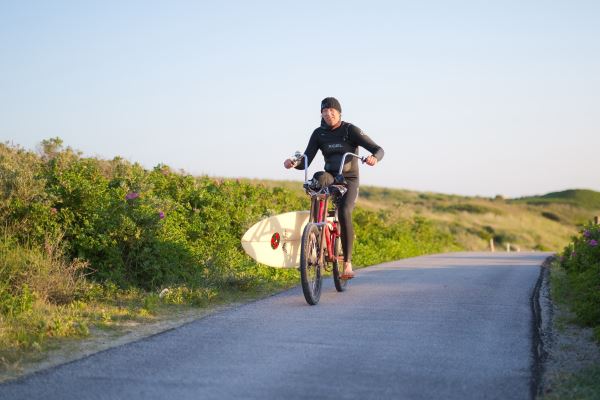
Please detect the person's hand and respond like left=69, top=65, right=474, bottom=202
left=284, top=158, right=295, bottom=169
left=365, top=155, right=378, bottom=166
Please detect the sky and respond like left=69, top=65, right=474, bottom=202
left=1, top=1, right=598, bottom=198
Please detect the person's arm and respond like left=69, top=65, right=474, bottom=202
left=283, top=130, right=320, bottom=169
left=294, top=130, right=320, bottom=170
left=348, top=125, right=384, bottom=163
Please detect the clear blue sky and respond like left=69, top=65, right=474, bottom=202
left=1, top=1, right=598, bottom=197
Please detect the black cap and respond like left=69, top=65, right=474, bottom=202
left=320, top=97, right=342, bottom=113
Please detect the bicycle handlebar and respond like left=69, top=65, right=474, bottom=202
left=337, top=152, right=366, bottom=175
left=290, top=152, right=309, bottom=183
left=290, top=151, right=365, bottom=185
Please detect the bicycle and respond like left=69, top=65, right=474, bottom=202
left=290, top=151, right=366, bottom=305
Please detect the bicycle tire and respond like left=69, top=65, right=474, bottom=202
left=300, top=223, right=323, bottom=305
left=332, top=235, right=348, bottom=292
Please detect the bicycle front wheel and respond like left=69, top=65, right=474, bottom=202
left=300, top=223, right=323, bottom=305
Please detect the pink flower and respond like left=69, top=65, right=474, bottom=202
left=158, top=211, right=165, bottom=219
left=583, top=230, right=591, bottom=238
left=126, top=192, right=139, bottom=200
left=589, top=239, right=598, bottom=247
left=50, top=207, right=57, bottom=214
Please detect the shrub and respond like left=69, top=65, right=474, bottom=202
left=1, top=138, right=468, bottom=365
left=1, top=138, right=459, bottom=294
left=435, top=203, right=501, bottom=215
left=0, top=231, right=87, bottom=309
left=558, top=223, right=600, bottom=339
left=541, top=211, right=561, bottom=222
left=0, top=227, right=90, bottom=363
left=491, top=231, right=517, bottom=246
left=352, top=210, right=459, bottom=266
left=0, top=140, right=310, bottom=289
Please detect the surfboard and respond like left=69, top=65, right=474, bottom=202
left=241, top=211, right=310, bottom=268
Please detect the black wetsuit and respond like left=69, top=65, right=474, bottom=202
left=295, top=121, right=384, bottom=262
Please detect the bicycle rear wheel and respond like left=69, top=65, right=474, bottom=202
left=300, top=223, right=323, bottom=305
left=332, top=235, right=348, bottom=292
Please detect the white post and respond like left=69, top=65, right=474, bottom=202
left=489, top=238, right=495, bottom=252
left=506, top=243, right=510, bottom=252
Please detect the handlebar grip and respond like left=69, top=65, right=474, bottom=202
left=290, top=151, right=304, bottom=167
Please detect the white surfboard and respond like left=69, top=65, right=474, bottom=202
left=241, top=211, right=310, bottom=268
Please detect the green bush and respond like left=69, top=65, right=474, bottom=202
left=1, top=139, right=309, bottom=289
left=353, top=210, right=459, bottom=266
left=1, top=138, right=467, bottom=365
left=1, top=138, right=457, bottom=293
left=558, top=223, right=600, bottom=339
left=541, top=211, right=561, bottom=222
left=434, top=203, right=501, bottom=215
left=492, top=231, right=517, bottom=246
left=0, top=232, right=87, bottom=309
left=0, top=229, right=90, bottom=361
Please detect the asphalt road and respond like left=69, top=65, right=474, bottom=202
left=0, top=252, right=549, bottom=400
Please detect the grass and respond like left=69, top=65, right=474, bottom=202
left=351, top=185, right=593, bottom=252
left=0, top=224, right=301, bottom=375
left=0, top=270, right=299, bottom=375
left=542, top=366, right=600, bottom=400
left=251, top=181, right=597, bottom=253
left=0, top=287, right=151, bottom=370
left=515, top=189, right=600, bottom=210
left=551, top=258, right=600, bottom=341
left=540, top=260, right=600, bottom=399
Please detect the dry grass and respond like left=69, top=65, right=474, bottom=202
left=249, top=179, right=594, bottom=253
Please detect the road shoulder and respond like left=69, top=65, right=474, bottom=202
left=538, top=258, right=600, bottom=399
left=0, top=295, right=277, bottom=383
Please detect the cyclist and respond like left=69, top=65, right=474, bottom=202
left=283, top=97, right=384, bottom=279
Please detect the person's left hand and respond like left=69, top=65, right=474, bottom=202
left=365, top=155, right=378, bottom=166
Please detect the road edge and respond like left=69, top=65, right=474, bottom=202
left=0, top=289, right=292, bottom=384
left=530, top=255, right=553, bottom=399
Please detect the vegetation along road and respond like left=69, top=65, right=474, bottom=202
left=0, top=252, right=550, bottom=400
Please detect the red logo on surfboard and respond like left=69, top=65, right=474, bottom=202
left=271, top=233, right=281, bottom=249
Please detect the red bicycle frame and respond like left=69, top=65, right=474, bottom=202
left=310, top=195, right=340, bottom=264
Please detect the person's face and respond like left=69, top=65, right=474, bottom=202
left=321, top=108, right=341, bottom=127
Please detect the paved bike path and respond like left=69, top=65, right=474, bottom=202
left=0, top=252, right=549, bottom=400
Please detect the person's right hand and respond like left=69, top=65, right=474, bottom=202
left=284, top=159, right=295, bottom=169
left=364, top=155, right=378, bottom=166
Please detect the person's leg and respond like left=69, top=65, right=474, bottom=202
left=337, top=177, right=359, bottom=275
left=313, top=171, right=334, bottom=187
left=311, top=172, right=334, bottom=221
